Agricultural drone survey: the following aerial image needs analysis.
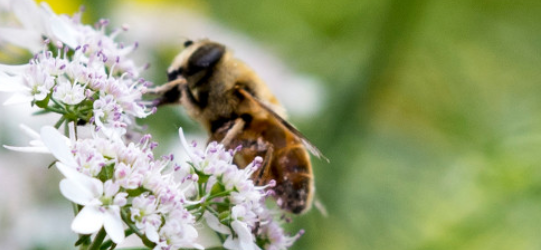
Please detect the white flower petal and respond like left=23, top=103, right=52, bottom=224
left=231, top=220, right=253, bottom=245
left=103, top=206, right=125, bottom=244
left=203, top=212, right=231, bottom=234
left=59, top=178, right=96, bottom=205
left=3, top=145, right=50, bottom=153
left=195, top=222, right=223, bottom=249
left=224, top=221, right=259, bottom=250
left=19, top=124, right=41, bottom=140
left=103, top=180, right=120, bottom=197
left=28, top=139, right=44, bottom=147
left=71, top=205, right=104, bottom=234
left=183, top=226, right=204, bottom=249
left=38, top=2, right=77, bottom=45
left=2, top=125, right=49, bottom=153
left=0, top=28, right=43, bottom=52
left=38, top=2, right=79, bottom=49
left=231, top=205, right=246, bottom=220
left=0, top=73, right=27, bottom=92
left=145, top=226, right=159, bottom=243
left=11, top=0, right=47, bottom=34
left=56, top=162, right=104, bottom=197
left=3, top=92, right=33, bottom=105
left=40, top=126, right=78, bottom=167
left=49, top=16, right=79, bottom=48
left=0, top=63, right=28, bottom=75
left=223, top=236, right=241, bottom=250
left=178, top=127, right=197, bottom=162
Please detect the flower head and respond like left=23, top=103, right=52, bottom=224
left=57, top=162, right=126, bottom=243
left=0, top=0, right=151, bottom=139
left=178, top=128, right=302, bottom=250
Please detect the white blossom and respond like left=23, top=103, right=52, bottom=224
left=223, top=220, right=261, bottom=250
left=130, top=195, right=161, bottom=242
left=57, top=162, right=126, bottom=243
left=154, top=209, right=203, bottom=250
left=178, top=128, right=288, bottom=250
left=52, top=78, right=86, bottom=105
left=261, top=221, right=304, bottom=250
left=0, top=0, right=152, bottom=139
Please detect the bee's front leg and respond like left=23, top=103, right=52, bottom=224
left=220, top=118, right=245, bottom=146
left=144, top=78, right=187, bottom=106
left=254, top=142, right=274, bottom=187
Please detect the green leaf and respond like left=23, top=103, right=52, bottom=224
left=126, top=186, right=146, bottom=197
left=97, top=164, right=115, bottom=182
left=35, top=94, right=50, bottom=108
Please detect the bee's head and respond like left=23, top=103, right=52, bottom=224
left=167, top=39, right=226, bottom=89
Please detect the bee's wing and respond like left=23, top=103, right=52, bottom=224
left=237, top=88, right=329, bottom=162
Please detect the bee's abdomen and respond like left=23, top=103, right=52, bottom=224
left=273, top=145, right=313, bottom=214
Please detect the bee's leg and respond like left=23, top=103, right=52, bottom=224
left=254, top=143, right=274, bottom=186
left=144, top=78, right=187, bottom=106
left=220, top=118, right=245, bottom=146
left=144, top=78, right=186, bottom=95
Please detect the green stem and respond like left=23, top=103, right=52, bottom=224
left=47, top=161, right=56, bottom=169
left=72, top=121, right=78, bottom=140
left=205, top=206, right=220, bottom=218
left=44, top=106, right=65, bottom=114
left=32, top=109, right=52, bottom=115
left=72, top=203, right=80, bottom=217
left=88, top=227, right=107, bottom=250
left=215, top=231, right=225, bottom=244
left=75, top=234, right=91, bottom=248
left=50, top=96, right=65, bottom=109
left=77, top=106, right=94, bottom=112
left=194, top=209, right=205, bottom=221
left=185, top=203, right=201, bottom=211
left=206, top=201, right=229, bottom=206
left=207, top=190, right=232, bottom=200
left=54, top=116, right=66, bottom=129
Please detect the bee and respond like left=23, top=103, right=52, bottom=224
left=150, top=39, right=325, bottom=214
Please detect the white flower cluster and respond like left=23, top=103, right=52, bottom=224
left=180, top=129, right=303, bottom=250
left=34, top=126, right=201, bottom=249
left=0, top=0, right=152, bottom=138
left=9, top=125, right=303, bottom=249
left=0, top=1, right=305, bottom=249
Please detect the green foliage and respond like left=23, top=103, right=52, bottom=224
left=200, top=0, right=541, bottom=249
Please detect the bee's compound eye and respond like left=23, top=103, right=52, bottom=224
left=187, top=43, right=225, bottom=71
left=184, top=40, right=194, bottom=47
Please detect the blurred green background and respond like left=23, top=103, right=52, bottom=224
left=9, top=0, right=541, bottom=249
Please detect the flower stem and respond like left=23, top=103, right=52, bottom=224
left=88, top=227, right=106, bottom=250
left=54, top=116, right=66, bottom=129
left=72, top=203, right=80, bottom=217
left=215, top=231, right=225, bottom=243
left=44, top=106, right=65, bottom=114
left=207, top=190, right=232, bottom=200
left=75, top=234, right=91, bottom=248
